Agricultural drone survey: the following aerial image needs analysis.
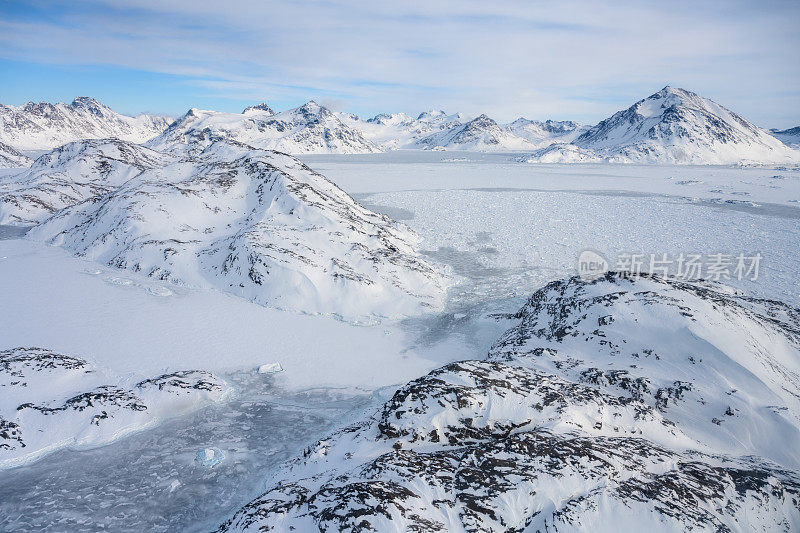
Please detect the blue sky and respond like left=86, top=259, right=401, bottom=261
left=1, top=0, right=799, bottom=127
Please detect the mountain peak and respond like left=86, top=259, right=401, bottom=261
left=649, top=86, right=700, bottom=105
left=301, top=100, right=321, bottom=110
left=562, top=86, right=799, bottom=164
left=69, top=97, right=113, bottom=116
left=417, top=109, right=446, bottom=120
left=242, top=103, right=275, bottom=115
left=70, top=96, right=104, bottom=107
left=295, top=100, right=329, bottom=117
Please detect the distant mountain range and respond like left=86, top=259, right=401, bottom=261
left=0, top=97, right=169, bottom=153
left=146, top=101, right=381, bottom=155
left=1, top=88, right=798, bottom=164
left=771, top=126, right=800, bottom=147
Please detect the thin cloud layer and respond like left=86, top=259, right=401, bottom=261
left=0, top=0, right=798, bottom=126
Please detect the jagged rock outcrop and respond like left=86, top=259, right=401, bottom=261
left=242, top=103, right=275, bottom=115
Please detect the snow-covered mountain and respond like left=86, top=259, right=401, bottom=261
left=335, top=110, right=468, bottom=150
left=525, top=87, right=800, bottom=164
left=3, top=92, right=795, bottom=162
left=0, top=346, right=229, bottom=469
left=0, top=139, right=173, bottom=225
left=414, top=114, right=535, bottom=151
left=0, top=97, right=170, bottom=152
left=505, top=118, right=587, bottom=148
left=219, top=272, right=800, bottom=531
left=148, top=101, right=380, bottom=155
left=415, top=109, right=467, bottom=130
left=339, top=111, right=582, bottom=152
left=0, top=142, right=32, bottom=168
left=27, top=140, right=445, bottom=319
left=772, top=126, right=800, bottom=147
left=367, top=112, right=415, bottom=127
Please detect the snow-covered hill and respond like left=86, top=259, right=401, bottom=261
left=505, top=118, right=587, bottom=148
left=772, top=126, right=800, bottom=147
left=218, top=272, right=800, bottom=531
left=0, top=139, right=173, bottom=225
left=27, top=140, right=445, bottom=319
left=148, top=101, right=380, bottom=155
left=0, top=346, right=230, bottom=469
left=414, top=114, right=535, bottom=151
left=516, top=142, right=623, bottom=163
left=0, top=142, right=32, bottom=168
left=525, top=87, right=800, bottom=164
left=0, top=97, right=170, bottom=152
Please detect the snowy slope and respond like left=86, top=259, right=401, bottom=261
left=505, top=118, right=587, bottom=148
left=27, top=140, right=445, bottom=319
left=0, top=97, right=170, bottom=152
left=218, top=273, right=800, bottom=531
left=414, top=114, right=535, bottom=151
left=0, top=346, right=230, bottom=469
left=526, top=87, right=800, bottom=164
left=148, top=101, right=380, bottom=155
left=0, top=139, right=174, bottom=225
left=0, top=142, right=32, bottom=168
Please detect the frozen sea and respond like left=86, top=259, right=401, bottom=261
left=2, top=153, right=799, bottom=530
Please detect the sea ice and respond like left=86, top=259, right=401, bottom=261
left=196, top=447, right=225, bottom=468
left=257, top=363, right=283, bottom=374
